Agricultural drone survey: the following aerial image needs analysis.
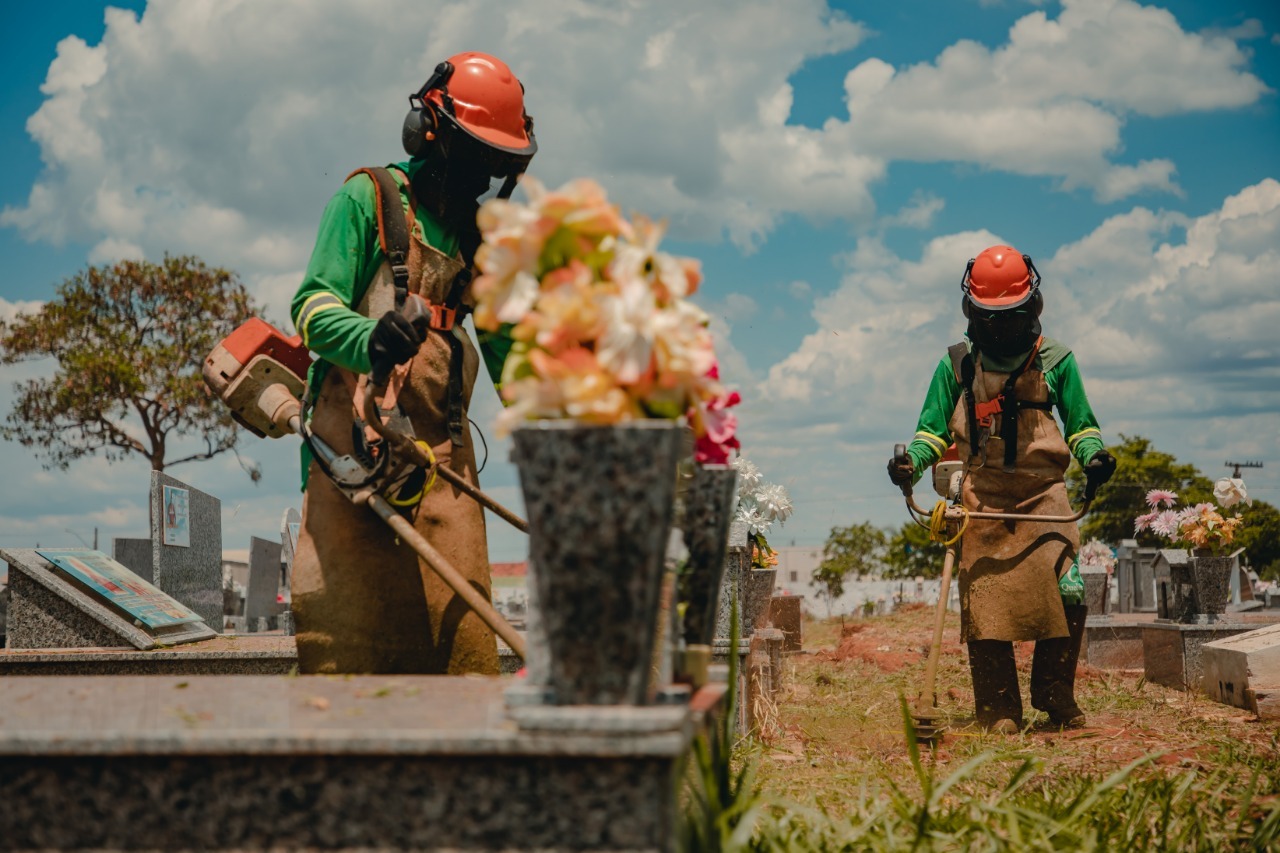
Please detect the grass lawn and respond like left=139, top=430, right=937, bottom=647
left=724, top=606, right=1280, bottom=849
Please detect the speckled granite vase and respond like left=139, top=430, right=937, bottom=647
left=1189, top=551, right=1233, bottom=619
left=679, top=465, right=738, bottom=646
left=743, top=568, right=778, bottom=635
left=512, top=420, right=682, bottom=705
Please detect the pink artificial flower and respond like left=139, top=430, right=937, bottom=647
left=692, top=388, right=742, bottom=465
left=1134, top=511, right=1158, bottom=534
left=1151, top=509, right=1182, bottom=538
left=1145, top=489, right=1178, bottom=509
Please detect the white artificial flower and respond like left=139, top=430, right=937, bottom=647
left=734, top=504, right=771, bottom=535
left=1214, top=477, right=1251, bottom=508
left=754, top=483, right=793, bottom=524
left=732, top=456, right=762, bottom=492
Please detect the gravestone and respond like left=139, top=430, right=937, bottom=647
left=1201, top=623, right=1280, bottom=710
left=111, top=538, right=153, bottom=584
left=769, top=595, right=804, bottom=652
left=280, top=507, right=300, bottom=594
left=0, top=548, right=215, bottom=650
left=244, top=537, right=282, bottom=628
left=150, top=472, right=223, bottom=633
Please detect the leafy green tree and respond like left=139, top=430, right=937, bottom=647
left=882, top=520, right=948, bottom=580
left=1237, top=502, right=1280, bottom=581
left=812, top=522, right=887, bottom=614
left=0, top=256, right=258, bottom=475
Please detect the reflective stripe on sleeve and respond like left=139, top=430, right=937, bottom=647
left=295, top=293, right=346, bottom=347
left=914, top=431, right=949, bottom=457
left=1067, top=427, right=1102, bottom=450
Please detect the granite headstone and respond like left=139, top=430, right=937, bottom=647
left=150, top=472, right=223, bottom=633
left=244, top=536, right=282, bottom=627
left=111, top=537, right=153, bottom=584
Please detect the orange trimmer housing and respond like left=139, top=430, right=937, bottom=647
left=203, top=318, right=312, bottom=438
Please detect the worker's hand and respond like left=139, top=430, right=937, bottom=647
left=887, top=454, right=915, bottom=488
left=368, top=310, right=423, bottom=370
left=1083, top=449, right=1116, bottom=500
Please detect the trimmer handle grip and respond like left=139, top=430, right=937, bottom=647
left=893, top=443, right=913, bottom=497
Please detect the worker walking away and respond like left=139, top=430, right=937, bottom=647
left=887, top=245, right=1115, bottom=732
left=289, top=52, right=537, bottom=674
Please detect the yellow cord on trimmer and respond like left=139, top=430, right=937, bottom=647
left=929, top=500, right=969, bottom=546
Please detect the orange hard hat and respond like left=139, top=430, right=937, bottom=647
left=404, top=52, right=536, bottom=165
left=426, top=52, right=534, bottom=153
left=961, top=245, right=1040, bottom=310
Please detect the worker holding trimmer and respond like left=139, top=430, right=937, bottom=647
left=887, top=245, right=1115, bottom=732
left=288, top=52, right=536, bottom=674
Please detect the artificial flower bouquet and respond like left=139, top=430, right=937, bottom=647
left=731, top=456, right=793, bottom=568
left=1134, top=478, right=1250, bottom=555
left=470, top=177, right=739, bottom=462
left=1078, top=539, right=1117, bottom=574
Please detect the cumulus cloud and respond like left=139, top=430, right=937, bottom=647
left=0, top=0, right=869, bottom=277
left=3, top=0, right=1267, bottom=289
left=831, top=0, right=1269, bottom=200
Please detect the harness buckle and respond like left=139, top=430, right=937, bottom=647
left=428, top=303, right=457, bottom=331
left=974, top=395, right=1003, bottom=428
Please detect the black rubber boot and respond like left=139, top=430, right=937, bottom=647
left=967, top=639, right=1023, bottom=731
left=1031, top=603, right=1088, bottom=727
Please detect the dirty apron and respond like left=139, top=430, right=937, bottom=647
left=950, top=356, right=1076, bottom=645
left=291, top=214, right=496, bottom=675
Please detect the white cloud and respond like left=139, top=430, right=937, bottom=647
left=881, top=193, right=945, bottom=230
left=5, top=0, right=1266, bottom=279
left=1, top=0, right=869, bottom=267
left=831, top=0, right=1269, bottom=200
left=0, top=298, right=45, bottom=323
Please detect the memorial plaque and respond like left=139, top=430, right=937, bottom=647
left=162, top=485, right=191, bottom=547
left=1, top=548, right=215, bottom=650
left=37, top=549, right=203, bottom=629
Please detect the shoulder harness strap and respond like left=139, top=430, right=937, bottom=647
left=996, top=335, right=1045, bottom=472
left=346, top=167, right=411, bottom=310
left=948, top=342, right=983, bottom=465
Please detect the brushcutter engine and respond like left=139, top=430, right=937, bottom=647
left=203, top=318, right=312, bottom=439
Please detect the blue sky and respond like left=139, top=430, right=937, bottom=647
left=1, top=0, right=1277, bottom=566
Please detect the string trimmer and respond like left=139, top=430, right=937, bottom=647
left=892, top=443, right=1093, bottom=744
left=204, top=317, right=527, bottom=660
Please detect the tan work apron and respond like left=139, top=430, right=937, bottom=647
left=950, top=355, right=1075, bottom=643
left=290, top=209, right=497, bottom=675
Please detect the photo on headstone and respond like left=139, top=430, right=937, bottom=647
left=162, top=485, right=191, bottom=548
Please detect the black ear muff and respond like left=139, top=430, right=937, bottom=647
left=1031, top=289, right=1043, bottom=317
left=401, top=100, right=438, bottom=158
left=961, top=295, right=971, bottom=318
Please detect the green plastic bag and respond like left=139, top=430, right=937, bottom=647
left=1059, top=559, right=1085, bottom=605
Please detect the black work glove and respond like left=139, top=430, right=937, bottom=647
left=1083, top=449, right=1116, bottom=500
left=367, top=310, right=423, bottom=373
left=887, top=455, right=915, bottom=488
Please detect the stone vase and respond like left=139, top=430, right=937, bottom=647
left=1189, top=550, right=1234, bottom=618
left=743, top=568, right=778, bottom=636
left=678, top=465, right=739, bottom=646
left=1081, top=567, right=1110, bottom=616
left=511, top=420, right=682, bottom=705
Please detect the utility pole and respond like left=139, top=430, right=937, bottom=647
left=1225, top=460, right=1264, bottom=479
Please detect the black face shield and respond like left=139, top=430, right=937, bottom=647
left=966, top=303, right=1042, bottom=359
left=410, top=110, right=535, bottom=231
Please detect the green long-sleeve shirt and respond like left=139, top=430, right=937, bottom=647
left=289, top=159, right=513, bottom=490
left=904, top=337, right=1104, bottom=483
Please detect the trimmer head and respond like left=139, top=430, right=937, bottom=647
left=910, top=704, right=946, bottom=745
